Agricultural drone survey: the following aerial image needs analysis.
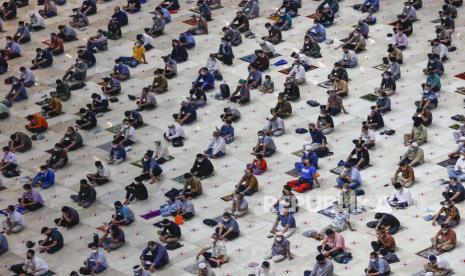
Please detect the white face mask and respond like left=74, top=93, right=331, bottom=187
left=276, top=237, right=283, bottom=242
left=92, top=249, right=98, bottom=254
left=258, top=135, right=264, bottom=140
left=342, top=188, right=348, bottom=192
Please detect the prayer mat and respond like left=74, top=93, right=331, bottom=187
left=372, top=63, right=389, bottom=71
left=449, top=124, right=460, bottom=130
left=412, top=270, right=454, bottom=276
left=96, top=141, right=113, bottom=153
left=96, top=225, right=108, bottom=232
left=140, top=210, right=161, bottom=220
left=183, top=263, right=199, bottom=274
left=330, top=165, right=371, bottom=175
left=285, top=169, right=300, bottom=177
left=388, top=21, right=398, bottom=26
left=360, top=93, right=378, bottom=102
left=41, top=40, right=51, bottom=45
left=317, top=80, right=333, bottom=89
left=212, top=215, right=223, bottom=224
left=189, top=5, right=223, bottom=13
left=454, top=73, right=465, bottom=81
left=430, top=18, right=441, bottom=23
left=239, top=53, right=281, bottom=63
left=306, top=13, right=320, bottom=20
left=292, top=150, right=304, bottom=158
left=339, top=37, right=351, bottom=43
left=131, top=156, right=174, bottom=168
left=47, top=82, right=57, bottom=88
left=267, top=15, right=279, bottom=21
left=273, top=59, right=287, bottom=66
left=43, top=271, right=56, bottom=276
left=35, top=100, right=48, bottom=106
left=0, top=204, right=29, bottom=217
left=221, top=194, right=233, bottom=202
left=182, top=18, right=198, bottom=26
left=105, top=123, right=148, bottom=134
left=437, top=158, right=456, bottom=168
left=454, top=87, right=465, bottom=95
left=415, top=247, right=442, bottom=259
left=153, top=221, right=164, bottom=228
left=367, top=226, right=407, bottom=237
left=430, top=178, right=449, bottom=189
left=317, top=206, right=337, bottom=219
left=278, top=65, right=318, bottom=75
left=74, top=108, right=112, bottom=116
left=172, top=173, right=213, bottom=184
left=451, top=114, right=465, bottom=122
left=45, top=149, right=54, bottom=154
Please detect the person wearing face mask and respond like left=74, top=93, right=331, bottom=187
left=139, top=241, right=169, bottom=272
left=81, top=244, right=107, bottom=274
left=99, top=224, right=125, bottom=252
left=353, top=0, right=379, bottom=13
left=264, top=114, right=285, bottom=136
left=337, top=183, right=357, bottom=213
left=30, top=48, right=53, bottom=70
left=86, top=161, right=110, bottom=186
left=32, top=165, right=55, bottom=189
left=62, top=58, right=88, bottom=83
left=263, top=22, right=282, bottom=45
left=430, top=224, right=456, bottom=253
left=1, top=36, right=21, bottom=60
left=69, top=8, right=89, bottom=28
left=304, top=254, right=333, bottom=276
left=317, top=229, right=345, bottom=259
left=337, top=163, right=362, bottom=190
left=164, top=122, right=185, bottom=147
left=399, top=141, right=423, bottom=166
left=38, top=227, right=63, bottom=254
left=196, top=233, right=228, bottom=267
left=204, top=131, right=226, bottom=158
left=432, top=200, right=460, bottom=227
left=387, top=182, right=413, bottom=209
left=113, top=119, right=136, bottom=150
left=132, top=265, right=151, bottom=276
left=71, top=179, right=96, bottom=208
left=338, top=29, right=365, bottom=53
left=111, top=200, right=135, bottom=226
left=138, top=153, right=163, bottom=183
left=307, top=20, right=326, bottom=43
left=271, top=95, right=292, bottom=118
left=25, top=113, right=47, bottom=133
left=345, top=142, right=370, bottom=169
left=252, top=131, right=276, bottom=157
left=10, top=249, right=49, bottom=276
left=215, top=212, right=240, bottom=240
left=401, top=2, right=416, bottom=21
left=255, top=261, right=276, bottom=276
left=145, top=13, right=165, bottom=37
left=190, top=153, right=214, bottom=178
left=45, top=143, right=68, bottom=169
left=371, top=228, right=396, bottom=253
left=270, top=208, right=296, bottom=238
left=442, top=176, right=465, bottom=203
left=6, top=78, right=28, bottom=104
left=107, top=142, right=126, bottom=165
left=235, top=168, right=258, bottom=195
left=54, top=206, right=79, bottom=229
left=403, top=117, right=427, bottom=146
left=363, top=109, right=382, bottom=132
left=123, top=177, right=148, bottom=204
left=173, top=99, right=197, bottom=125
left=2, top=205, right=26, bottom=234
left=365, top=251, right=390, bottom=276
left=375, top=92, right=391, bottom=113
left=264, top=232, right=292, bottom=263
left=197, top=261, right=216, bottom=276
left=339, top=45, right=358, bottom=68
left=301, top=35, right=321, bottom=58
left=57, top=127, right=83, bottom=152
left=391, top=161, right=414, bottom=188
left=423, top=255, right=452, bottom=276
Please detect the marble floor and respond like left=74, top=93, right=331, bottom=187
left=1, top=0, right=465, bottom=275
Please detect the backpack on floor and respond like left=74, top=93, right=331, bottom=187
left=203, top=219, right=218, bottom=227
left=165, top=241, right=183, bottom=250
left=172, top=139, right=184, bottom=147
left=214, top=71, right=223, bottom=81
left=220, top=84, right=230, bottom=99
left=314, top=147, right=330, bottom=157
left=69, top=82, right=86, bottom=90
left=79, top=267, right=91, bottom=275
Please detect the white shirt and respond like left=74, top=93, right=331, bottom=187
left=389, top=188, right=412, bottom=204
left=288, top=64, right=306, bottom=80
left=21, top=69, right=36, bottom=84
left=331, top=211, right=349, bottom=230
left=154, top=144, right=169, bottom=159
left=97, top=166, right=110, bottom=177
left=454, top=156, right=465, bottom=173
left=165, top=123, right=185, bottom=139
left=256, top=267, right=276, bottom=276
left=206, top=58, right=220, bottom=72
left=30, top=13, right=45, bottom=27
left=260, top=41, right=276, bottom=55
left=2, top=152, right=17, bottom=164
left=26, top=256, right=48, bottom=273
left=206, top=137, right=226, bottom=155
left=360, top=129, right=375, bottom=143
left=342, top=50, right=358, bottom=63
left=433, top=43, right=448, bottom=59
left=142, top=33, right=155, bottom=48
left=8, top=210, right=26, bottom=226
left=297, top=53, right=311, bottom=65
left=433, top=257, right=450, bottom=269
left=121, top=126, right=136, bottom=142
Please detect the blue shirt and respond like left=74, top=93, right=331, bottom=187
left=308, top=23, right=326, bottom=39
left=141, top=244, right=169, bottom=266
left=49, top=228, right=64, bottom=247
left=40, top=50, right=53, bottom=66
left=300, top=165, right=316, bottom=182
left=36, top=169, right=55, bottom=189
left=278, top=213, right=296, bottom=228
left=280, top=13, right=292, bottom=27
left=161, top=8, right=171, bottom=22
left=219, top=124, right=234, bottom=138
left=364, top=0, right=379, bottom=8
left=18, top=26, right=30, bottom=39
left=180, top=104, right=197, bottom=120
left=302, top=151, right=318, bottom=168
left=222, top=218, right=240, bottom=233
left=110, top=146, right=126, bottom=160
left=195, top=73, right=215, bottom=87
left=114, top=63, right=130, bottom=76
left=7, top=41, right=22, bottom=55
left=113, top=10, right=128, bottom=26
left=310, top=129, right=327, bottom=145
left=116, top=206, right=134, bottom=222
left=350, top=168, right=362, bottom=183
left=0, top=233, right=8, bottom=255
left=88, top=251, right=107, bottom=267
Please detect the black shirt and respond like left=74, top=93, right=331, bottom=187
left=317, top=114, right=334, bottom=128
left=78, top=185, right=96, bottom=202
left=367, top=111, right=384, bottom=129
left=190, top=158, right=214, bottom=177
left=50, top=149, right=68, bottom=164
left=379, top=213, right=400, bottom=228
left=162, top=221, right=181, bottom=237
left=126, top=182, right=148, bottom=200
left=350, top=148, right=370, bottom=164
left=233, top=15, right=249, bottom=29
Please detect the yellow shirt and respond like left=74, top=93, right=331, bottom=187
left=132, top=45, right=146, bottom=63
